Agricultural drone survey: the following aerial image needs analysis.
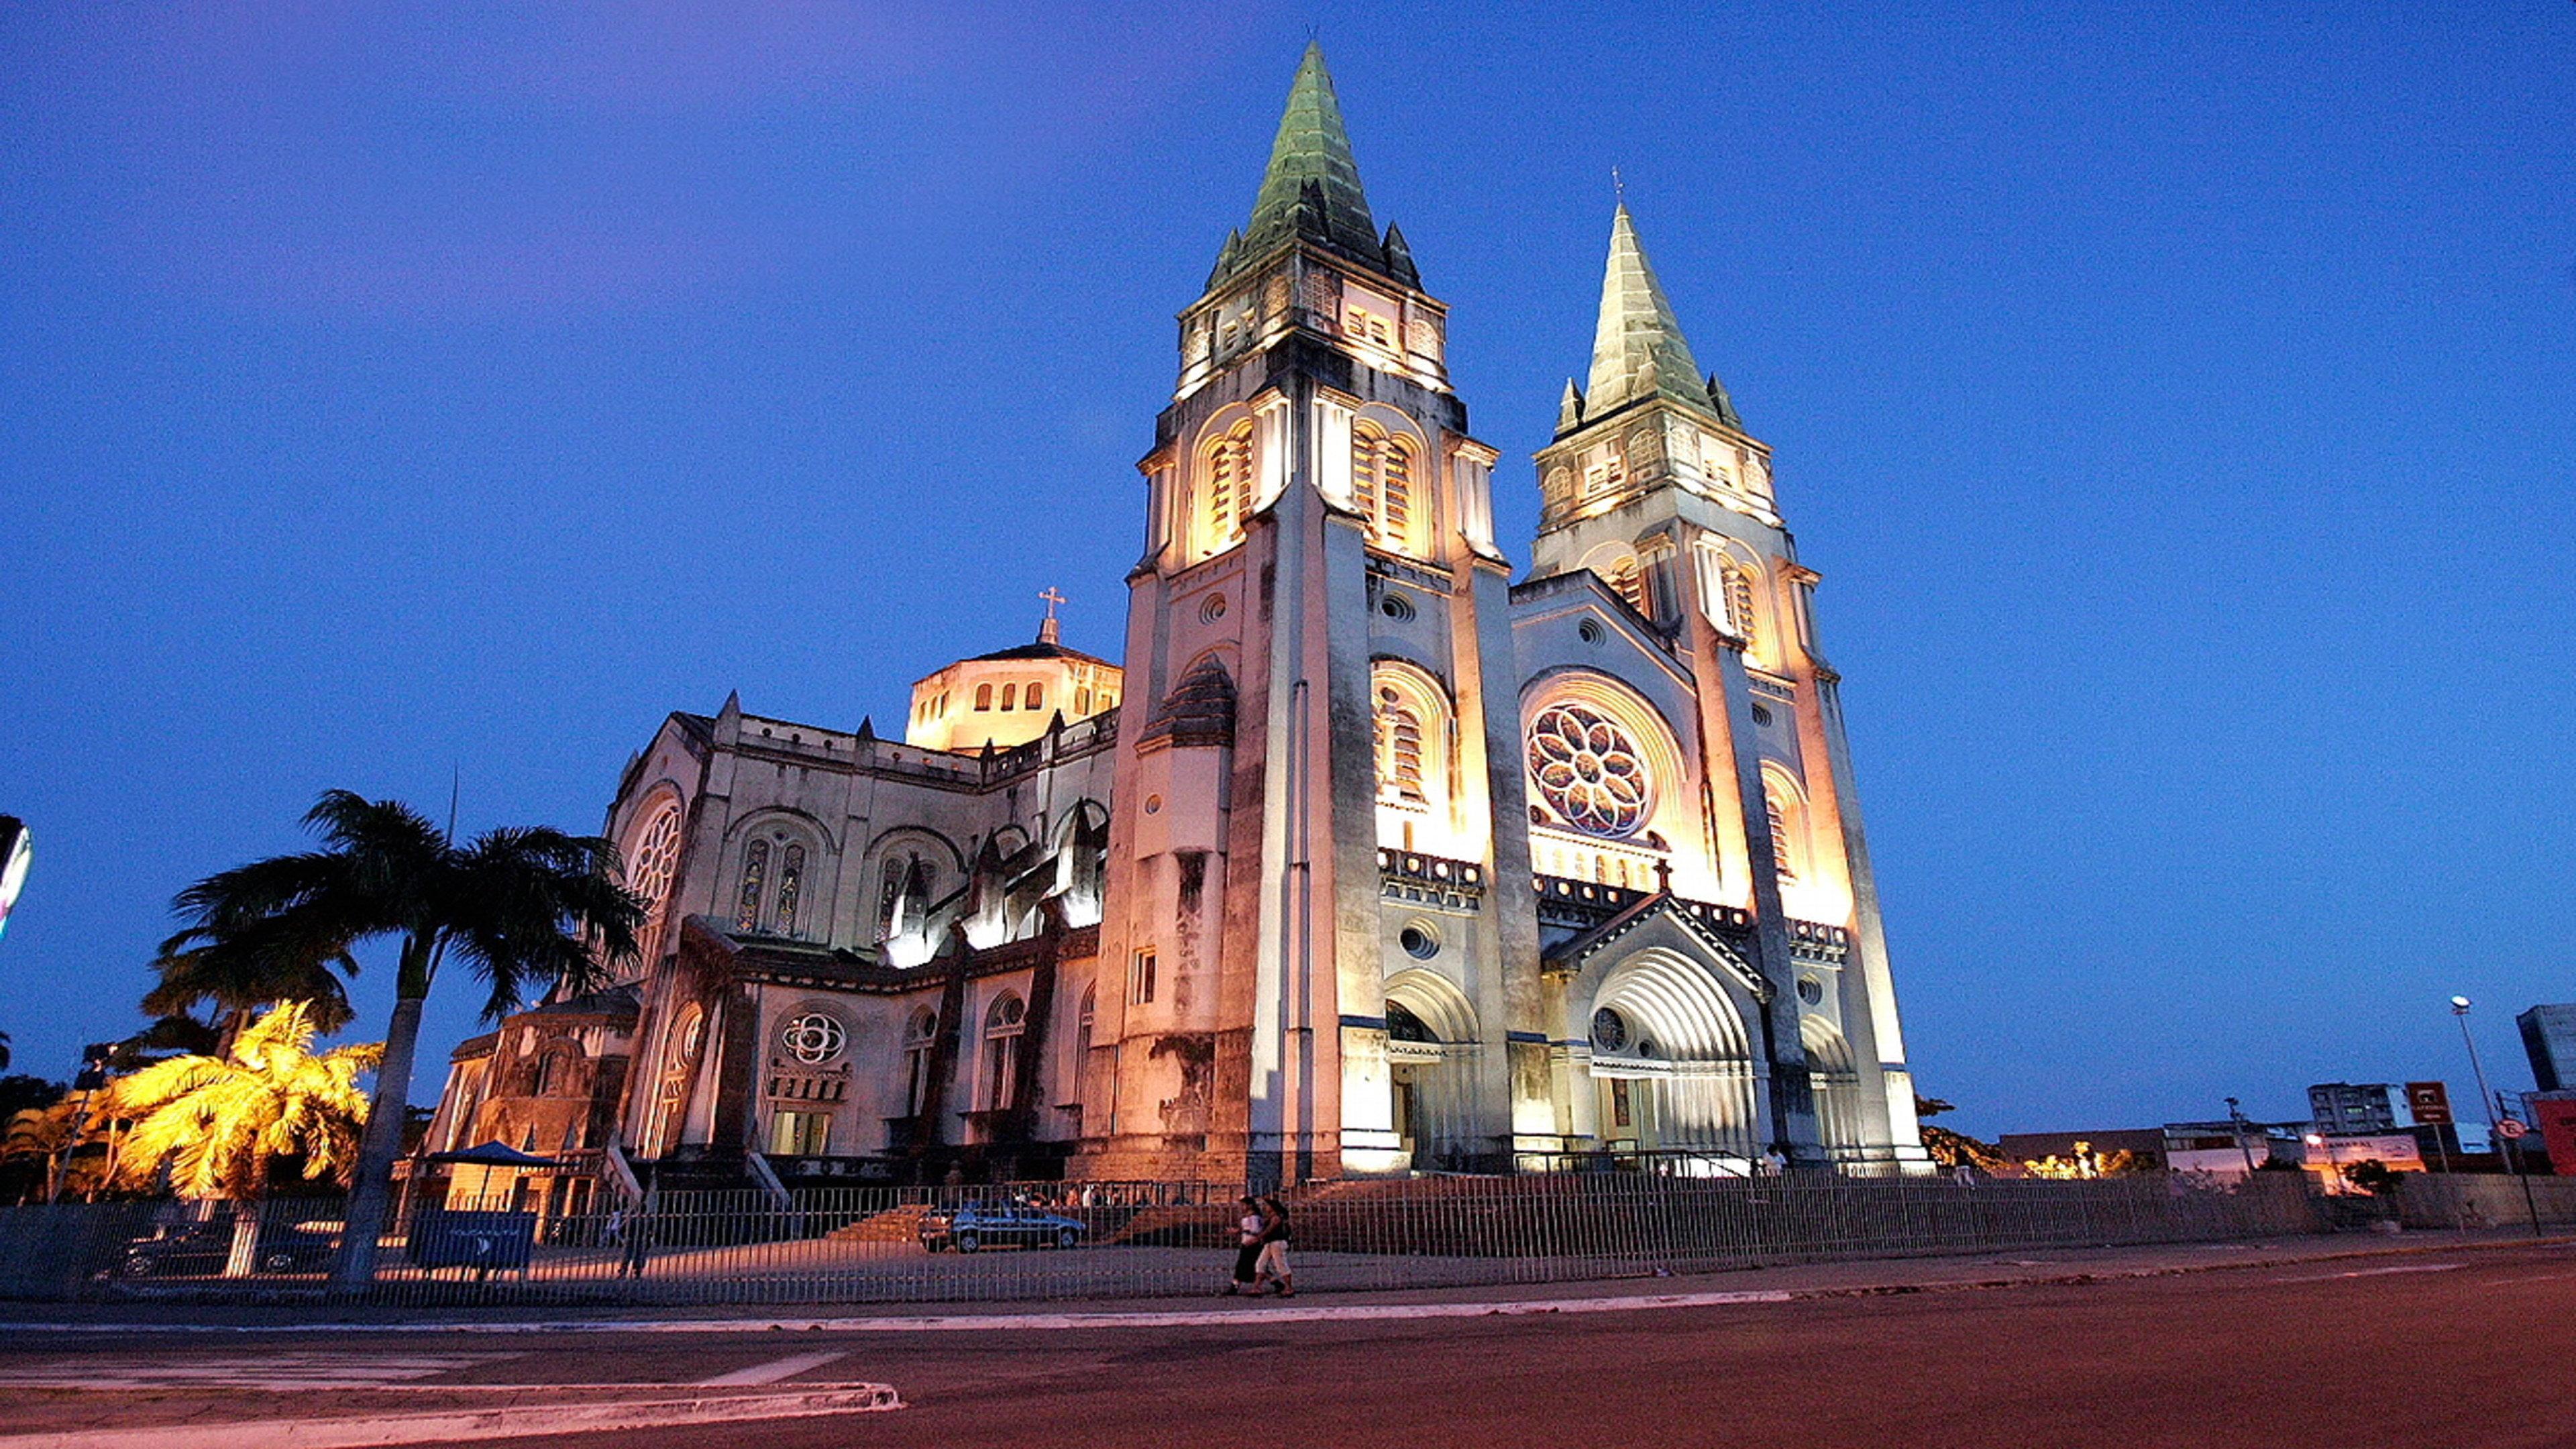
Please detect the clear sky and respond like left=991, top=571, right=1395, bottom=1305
left=3, top=3, right=2571, bottom=1140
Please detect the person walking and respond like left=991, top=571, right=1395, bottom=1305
left=1252, top=1193, right=1294, bottom=1297
left=1219, top=1195, right=1263, bottom=1295
left=618, top=1181, right=656, bottom=1280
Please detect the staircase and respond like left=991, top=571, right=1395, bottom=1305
left=827, top=1204, right=935, bottom=1244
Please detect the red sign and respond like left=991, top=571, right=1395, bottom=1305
left=2406, top=1081, right=2453, bottom=1126
left=2531, top=1099, right=2576, bottom=1176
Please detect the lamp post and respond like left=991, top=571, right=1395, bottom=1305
left=2226, top=1097, right=2260, bottom=1177
left=2452, top=995, right=2541, bottom=1237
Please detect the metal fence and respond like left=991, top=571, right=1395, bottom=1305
left=0, top=1172, right=2334, bottom=1309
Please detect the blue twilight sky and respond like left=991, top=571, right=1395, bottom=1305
left=3, top=3, right=2571, bottom=1140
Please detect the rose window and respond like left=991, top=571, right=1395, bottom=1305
left=780, top=1012, right=846, bottom=1065
left=1528, top=703, right=1650, bottom=839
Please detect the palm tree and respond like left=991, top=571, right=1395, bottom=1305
left=147, top=916, right=359, bottom=1049
left=109, top=1002, right=380, bottom=1196
left=166, top=790, right=643, bottom=1289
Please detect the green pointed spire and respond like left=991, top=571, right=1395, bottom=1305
left=1585, top=204, right=1716, bottom=419
left=1242, top=43, right=1380, bottom=262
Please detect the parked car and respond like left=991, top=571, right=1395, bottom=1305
left=115, top=1218, right=341, bottom=1277
left=918, top=1202, right=1088, bottom=1253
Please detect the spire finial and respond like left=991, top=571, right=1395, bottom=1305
left=1037, top=586, right=1066, bottom=645
left=1613, top=166, right=1625, bottom=207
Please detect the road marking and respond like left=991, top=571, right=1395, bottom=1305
left=7, top=1353, right=519, bottom=1391
left=2269, top=1263, right=2465, bottom=1284
left=0, top=1387, right=904, bottom=1449
left=700, top=1350, right=849, bottom=1385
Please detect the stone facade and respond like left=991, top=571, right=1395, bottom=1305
left=423, top=44, right=1933, bottom=1195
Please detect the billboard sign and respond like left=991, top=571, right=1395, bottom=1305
left=2406, top=1081, right=2453, bottom=1126
left=0, top=816, right=28, bottom=944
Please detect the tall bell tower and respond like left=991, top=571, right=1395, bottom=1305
left=1529, top=205, right=1927, bottom=1171
left=1077, top=46, right=1534, bottom=1185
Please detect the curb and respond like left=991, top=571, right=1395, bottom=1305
left=0, top=1385, right=904, bottom=1449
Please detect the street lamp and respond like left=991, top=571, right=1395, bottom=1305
left=2225, top=1096, right=2260, bottom=1177
left=2451, top=995, right=2540, bottom=1236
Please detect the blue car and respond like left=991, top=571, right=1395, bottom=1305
left=918, top=1203, right=1088, bottom=1252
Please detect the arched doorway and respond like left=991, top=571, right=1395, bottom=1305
left=1382, top=969, right=1481, bottom=1171
left=1584, top=949, right=1760, bottom=1165
left=1801, top=1016, right=1869, bottom=1161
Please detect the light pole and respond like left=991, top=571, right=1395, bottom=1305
left=2452, top=995, right=2541, bottom=1237
left=2226, top=1097, right=2260, bottom=1177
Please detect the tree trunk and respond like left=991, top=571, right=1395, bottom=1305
left=331, top=988, right=428, bottom=1293
left=223, top=1201, right=261, bottom=1279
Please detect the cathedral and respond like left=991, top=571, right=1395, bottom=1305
left=423, top=46, right=1933, bottom=1196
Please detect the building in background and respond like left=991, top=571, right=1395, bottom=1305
left=2308, top=1081, right=2461, bottom=1165
left=423, top=45, right=1935, bottom=1193
left=2518, top=1005, right=2576, bottom=1092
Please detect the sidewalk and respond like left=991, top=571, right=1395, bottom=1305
left=6, top=1227, right=2566, bottom=1334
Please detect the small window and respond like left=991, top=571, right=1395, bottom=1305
left=769, top=1108, right=830, bottom=1157
left=1026, top=683, right=1044, bottom=713
left=1130, top=947, right=1157, bottom=1006
left=1398, top=924, right=1438, bottom=960
left=975, top=683, right=994, bottom=712
left=1076, top=687, right=1093, bottom=714
left=1000, top=682, right=1018, bottom=711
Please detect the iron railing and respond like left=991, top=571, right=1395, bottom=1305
left=0, top=1171, right=2369, bottom=1309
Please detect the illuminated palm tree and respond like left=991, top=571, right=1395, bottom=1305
left=165, top=790, right=643, bottom=1289
left=109, top=1000, right=380, bottom=1201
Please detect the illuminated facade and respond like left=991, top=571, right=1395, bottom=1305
left=424, top=45, right=1929, bottom=1192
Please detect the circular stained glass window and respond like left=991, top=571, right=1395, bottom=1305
left=780, top=1012, right=845, bottom=1065
left=1590, top=1007, right=1630, bottom=1054
left=1528, top=703, right=1651, bottom=839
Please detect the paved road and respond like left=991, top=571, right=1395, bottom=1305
left=11, top=1239, right=2576, bottom=1448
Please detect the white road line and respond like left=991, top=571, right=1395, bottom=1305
left=2269, top=1263, right=2465, bottom=1284
left=700, top=1350, right=849, bottom=1385
left=8, top=1352, right=517, bottom=1392
left=0, top=1387, right=904, bottom=1449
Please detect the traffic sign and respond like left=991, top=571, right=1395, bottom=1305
left=2497, top=1118, right=2529, bottom=1140
left=2406, top=1081, right=2453, bottom=1126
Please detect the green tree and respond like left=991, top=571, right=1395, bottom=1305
left=164, top=790, right=642, bottom=1289
left=107, top=1000, right=381, bottom=1202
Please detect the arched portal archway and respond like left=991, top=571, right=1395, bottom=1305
left=1381, top=969, right=1481, bottom=1171
left=1584, top=949, right=1761, bottom=1165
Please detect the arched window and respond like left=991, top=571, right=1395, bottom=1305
left=1721, top=559, right=1761, bottom=651
left=1352, top=424, right=1415, bottom=550
left=1609, top=557, right=1646, bottom=614
left=1073, top=983, right=1097, bottom=1101
left=1200, top=419, right=1257, bottom=556
left=1375, top=686, right=1426, bottom=804
left=974, top=683, right=994, bottom=712
left=1762, top=771, right=1805, bottom=884
left=1026, top=682, right=1044, bottom=713
left=902, top=1007, right=938, bottom=1116
left=773, top=844, right=804, bottom=936
left=735, top=839, right=769, bottom=931
left=1000, top=682, right=1018, bottom=711
left=981, top=994, right=1028, bottom=1112
left=875, top=851, right=935, bottom=944
left=625, top=799, right=684, bottom=967
left=536, top=1048, right=580, bottom=1098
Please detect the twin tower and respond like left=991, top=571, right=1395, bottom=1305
left=1077, top=46, right=1929, bottom=1183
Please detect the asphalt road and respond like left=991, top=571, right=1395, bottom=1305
left=12, top=1241, right=2576, bottom=1448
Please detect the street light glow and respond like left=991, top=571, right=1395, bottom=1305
left=2451, top=996, right=2472, bottom=1010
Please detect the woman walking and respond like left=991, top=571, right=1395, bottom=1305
left=1219, top=1195, right=1263, bottom=1296
left=1252, top=1194, right=1293, bottom=1297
